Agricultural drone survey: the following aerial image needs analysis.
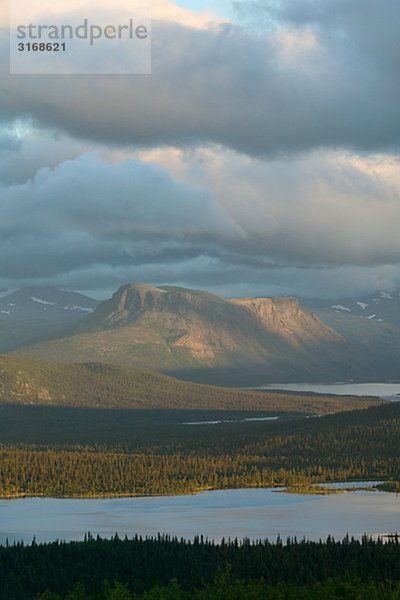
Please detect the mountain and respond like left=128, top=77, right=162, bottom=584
left=0, top=287, right=97, bottom=352
left=298, top=290, right=400, bottom=380
left=12, top=282, right=383, bottom=385
left=0, top=355, right=379, bottom=413
left=302, top=290, right=400, bottom=327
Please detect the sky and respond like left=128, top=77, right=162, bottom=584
left=1, top=0, right=400, bottom=299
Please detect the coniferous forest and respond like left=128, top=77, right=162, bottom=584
left=1, top=391, right=400, bottom=599
left=1, top=401, right=399, bottom=497
left=1, top=535, right=400, bottom=599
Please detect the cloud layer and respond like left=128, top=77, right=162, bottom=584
left=1, top=0, right=400, bottom=298
left=1, top=0, right=400, bottom=156
left=0, top=152, right=236, bottom=286
left=1, top=144, right=400, bottom=298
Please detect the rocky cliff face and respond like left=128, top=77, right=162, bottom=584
left=96, top=283, right=169, bottom=326
left=231, top=297, right=342, bottom=346
left=81, top=283, right=241, bottom=329
left=79, top=284, right=341, bottom=353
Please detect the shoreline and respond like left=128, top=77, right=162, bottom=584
left=1, top=480, right=394, bottom=501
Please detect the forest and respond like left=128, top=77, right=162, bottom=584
left=1, top=535, right=400, bottom=599
left=1, top=401, right=399, bottom=497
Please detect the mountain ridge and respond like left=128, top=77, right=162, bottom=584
left=3, top=282, right=400, bottom=385
left=0, top=287, right=97, bottom=352
left=10, top=282, right=365, bottom=385
left=301, top=289, right=400, bottom=327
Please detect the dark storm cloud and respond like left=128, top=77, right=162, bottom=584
left=1, top=148, right=400, bottom=297
left=0, top=130, right=91, bottom=185
left=0, top=153, right=239, bottom=285
left=1, top=0, right=400, bottom=156
left=0, top=128, right=21, bottom=152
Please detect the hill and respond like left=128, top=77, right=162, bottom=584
left=0, top=355, right=380, bottom=413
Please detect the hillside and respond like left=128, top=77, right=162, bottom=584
left=308, top=309, right=400, bottom=379
left=299, top=289, right=400, bottom=378
left=0, top=355, right=381, bottom=413
left=13, top=282, right=373, bottom=385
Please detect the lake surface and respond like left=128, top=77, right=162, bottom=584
left=1, top=487, right=398, bottom=546
left=183, top=416, right=280, bottom=425
left=257, top=382, right=400, bottom=401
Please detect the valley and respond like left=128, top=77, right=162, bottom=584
left=1, top=285, right=399, bottom=596
left=0, top=397, right=399, bottom=498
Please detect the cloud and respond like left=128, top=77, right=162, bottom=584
left=151, top=0, right=222, bottom=28
left=1, top=1, right=400, bottom=299
left=138, top=144, right=400, bottom=267
left=1, top=0, right=400, bottom=156
left=1, top=145, right=400, bottom=297
left=0, top=124, right=94, bottom=184
left=1, top=0, right=221, bottom=29
left=0, top=152, right=239, bottom=286
left=0, top=127, right=21, bottom=153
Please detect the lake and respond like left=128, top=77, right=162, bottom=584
left=183, top=416, right=280, bottom=425
left=256, top=382, right=400, bottom=401
left=1, top=486, right=398, bottom=546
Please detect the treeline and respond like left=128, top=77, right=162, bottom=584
left=1, top=402, right=400, bottom=497
left=1, top=535, right=400, bottom=599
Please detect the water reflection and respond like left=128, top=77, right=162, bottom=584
left=256, top=383, right=400, bottom=401
left=1, top=487, right=398, bottom=546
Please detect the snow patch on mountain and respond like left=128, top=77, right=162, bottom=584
left=62, top=305, right=94, bottom=313
left=31, top=297, right=56, bottom=306
left=331, top=305, right=351, bottom=312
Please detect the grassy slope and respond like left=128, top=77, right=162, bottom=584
left=12, top=284, right=363, bottom=385
left=15, top=308, right=398, bottom=385
left=0, top=355, right=382, bottom=413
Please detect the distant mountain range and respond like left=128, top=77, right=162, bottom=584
left=6, top=282, right=400, bottom=385
left=0, top=287, right=97, bottom=352
left=302, top=290, right=400, bottom=327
